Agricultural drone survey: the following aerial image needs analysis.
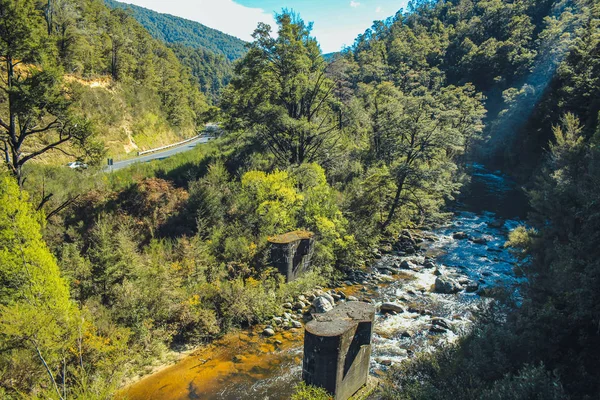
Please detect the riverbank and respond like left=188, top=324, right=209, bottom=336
left=119, top=214, right=522, bottom=399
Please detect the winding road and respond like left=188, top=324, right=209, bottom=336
left=106, top=135, right=212, bottom=172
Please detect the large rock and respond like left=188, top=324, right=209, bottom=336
left=453, top=232, right=468, bottom=240
left=379, top=302, right=404, bottom=314
left=312, top=296, right=334, bottom=313
left=322, top=293, right=335, bottom=307
left=399, top=260, right=417, bottom=270
left=465, top=280, right=480, bottom=293
left=376, top=264, right=398, bottom=274
left=487, top=219, right=505, bottom=229
left=434, top=276, right=463, bottom=294
left=263, top=328, right=275, bottom=336
left=470, top=236, right=488, bottom=245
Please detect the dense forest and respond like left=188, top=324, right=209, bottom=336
left=104, top=0, right=247, bottom=61
left=105, top=0, right=246, bottom=101
left=1, top=0, right=599, bottom=398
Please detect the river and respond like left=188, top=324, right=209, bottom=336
left=120, top=164, right=527, bottom=400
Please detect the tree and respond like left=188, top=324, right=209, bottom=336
left=221, top=11, right=340, bottom=166
left=361, top=82, right=485, bottom=230
left=0, top=0, right=95, bottom=187
left=0, top=172, right=76, bottom=398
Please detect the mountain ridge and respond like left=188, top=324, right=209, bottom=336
left=104, top=0, right=248, bottom=61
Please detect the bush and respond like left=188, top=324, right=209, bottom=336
left=291, top=382, right=331, bottom=400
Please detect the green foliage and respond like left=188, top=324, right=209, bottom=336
left=0, top=173, right=128, bottom=398
left=349, top=81, right=485, bottom=231
left=103, top=0, right=245, bottom=101
left=291, top=382, right=331, bottom=400
left=221, top=11, right=340, bottom=166
left=0, top=0, right=100, bottom=185
left=104, top=0, right=247, bottom=62
left=169, top=43, right=234, bottom=102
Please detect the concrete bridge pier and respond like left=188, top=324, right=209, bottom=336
left=302, top=302, right=375, bottom=400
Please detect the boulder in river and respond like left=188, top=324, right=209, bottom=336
left=377, top=265, right=398, bottom=274
left=470, top=236, right=488, bottom=245
left=263, top=328, right=275, bottom=336
left=322, top=293, right=335, bottom=307
left=434, top=276, right=463, bottom=294
left=453, top=232, right=468, bottom=240
left=400, top=260, right=417, bottom=270
left=347, top=296, right=359, bottom=302
left=431, top=317, right=452, bottom=330
left=429, top=325, right=447, bottom=334
left=465, top=281, right=480, bottom=293
left=380, top=302, right=404, bottom=314
left=312, top=296, right=334, bottom=313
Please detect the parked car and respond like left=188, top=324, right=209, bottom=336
left=67, top=161, right=88, bottom=169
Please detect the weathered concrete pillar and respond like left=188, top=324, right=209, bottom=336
left=302, top=302, right=375, bottom=400
left=268, top=230, right=315, bottom=282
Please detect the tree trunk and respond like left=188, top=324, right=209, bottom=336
left=381, top=174, right=406, bottom=231
left=6, top=57, right=23, bottom=187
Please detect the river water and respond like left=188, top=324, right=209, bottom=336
left=121, top=164, right=527, bottom=400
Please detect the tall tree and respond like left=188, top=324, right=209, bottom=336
left=361, top=82, right=485, bottom=230
left=0, top=0, right=94, bottom=186
left=0, top=172, right=76, bottom=398
left=221, top=11, right=340, bottom=166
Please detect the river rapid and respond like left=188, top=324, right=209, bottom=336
left=120, top=164, right=527, bottom=400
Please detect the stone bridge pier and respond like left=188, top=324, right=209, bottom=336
left=268, top=230, right=315, bottom=282
left=302, top=302, right=375, bottom=400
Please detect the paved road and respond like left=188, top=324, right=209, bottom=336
left=106, top=135, right=211, bottom=172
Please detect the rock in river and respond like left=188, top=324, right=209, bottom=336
left=312, top=296, right=334, bottom=313
left=470, top=236, right=488, bottom=245
left=434, top=276, right=463, bottom=294
left=380, top=302, right=405, bottom=314
left=263, top=328, right=275, bottom=337
left=453, top=232, right=469, bottom=240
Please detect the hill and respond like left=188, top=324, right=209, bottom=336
left=104, top=0, right=247, bottom=62
left=104, top=0, right=245, bottom=100
left=0, top=0, right=210, bottom=166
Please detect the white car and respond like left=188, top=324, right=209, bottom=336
left=67, top=161, right=88, bottom=169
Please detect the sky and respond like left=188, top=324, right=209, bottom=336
left=117, top=0, right=410, bottom=53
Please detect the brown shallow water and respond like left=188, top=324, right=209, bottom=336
left=119, top=285, right=372, bottom=400
left=119, top=326, right=306, bottom=400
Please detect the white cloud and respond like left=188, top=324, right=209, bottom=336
left=376, top=6, right=382, bottom=13
left=118, top=0, right=276, bottom=42
left=350, top=1, right=361, bottom=8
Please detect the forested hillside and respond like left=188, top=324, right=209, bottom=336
left=104, top=0, right=247, bottom=61
left=340, top=0, right=600, bottom=398
left=0, top=0, right=209, bottom=169
left=346, top=0, right=598, bottom=178
left=1, top=0, right=599, bottom=398
left=104, top=0, right=246, bottom=100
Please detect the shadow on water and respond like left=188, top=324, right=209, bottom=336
left=457, top=163, right=530, bottom=219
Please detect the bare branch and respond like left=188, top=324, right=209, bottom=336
left=18, top=134, right=72, bottom=166
left=32, top=339, right=65, bottom=400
